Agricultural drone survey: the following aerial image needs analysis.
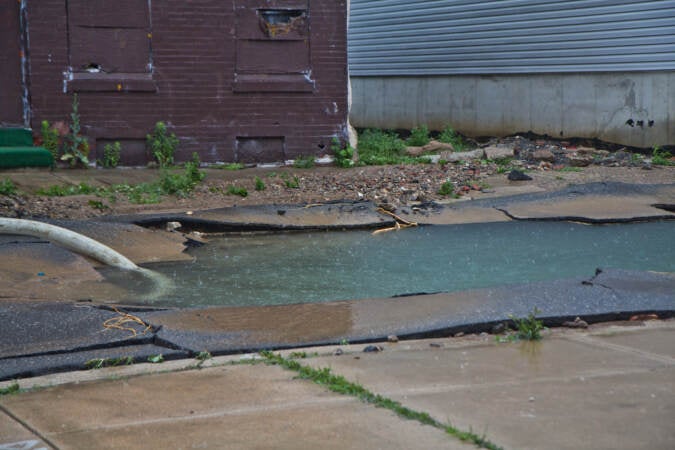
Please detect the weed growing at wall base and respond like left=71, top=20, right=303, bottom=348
left=102, top=141, right=122, bottom=168
left=61, top=94, right=90, bottom=168
left=331, top=137, right=355, bottom=168
left=407, top=125, right=431, bottom=146
left=652, top=146, right=674, bottom=166
left=147, top=121, right=179, bottom=168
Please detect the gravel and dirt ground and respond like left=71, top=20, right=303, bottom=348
left=1, top=135, right=674, bottom=220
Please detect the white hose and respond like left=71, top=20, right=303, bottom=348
left=0, top=218, right=173, bottom=300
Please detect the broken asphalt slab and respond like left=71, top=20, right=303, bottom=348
left=3, top=268, right=671, bottom=381
left=139, top=268, right=675, bottom=354
left=106, top=200, right=396, bottom=231
left=0, top=301, right=188, bottom=380
left=418, top=182, right=675, bottom=225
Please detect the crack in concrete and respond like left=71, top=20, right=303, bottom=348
left=0, top=404, right=60, bottom=450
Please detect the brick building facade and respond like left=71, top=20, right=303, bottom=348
left=5, top=0, right=348, bottom=165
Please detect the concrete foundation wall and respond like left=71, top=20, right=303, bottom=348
left=350, top=72, right=675, bottom=148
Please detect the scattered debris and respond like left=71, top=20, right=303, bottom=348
left=563, top=317, right=589, bottom=329
left=507, top=169, right=532, bottom=181
left=630, top=313, right=659, bottom=321
left=102, top=307, right=152, bottom=337
left=363, top=345, right=383, bottom=353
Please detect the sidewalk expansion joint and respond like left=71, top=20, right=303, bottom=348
left=563, top=334, right=675, bottom=366
left=0, top=404, right=60, bottom=450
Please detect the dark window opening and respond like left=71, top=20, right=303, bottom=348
left=234, top=1, right=312, bottom=93
left=258, top=9, right=306, bottom=38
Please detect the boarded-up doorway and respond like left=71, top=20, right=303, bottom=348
left=0, top=0, right=25, bottom=126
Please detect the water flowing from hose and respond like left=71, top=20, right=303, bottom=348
left=0, top=218, right=174, bottom=301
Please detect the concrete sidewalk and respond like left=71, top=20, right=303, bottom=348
left=1, top=320, right=673, bottom=450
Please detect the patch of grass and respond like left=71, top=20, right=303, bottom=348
left=282, top=174, right=300, bottom=189
left=215, top=162, right=245, bottom=170
left=652, top=146, right=674, bottom=166
left=0, top=178, right=17, bottom=196
left=88, top=199, right=109, bottom=211
left=0, top=381, right=20, bottom=396
left=260, top=351, right=502, bottom=450
left=158, top=153, right=205, bottom=198
left=254, top=176, right=266, bottom=191
left=407, top=125, right=430, bottom=147
left=357, top=129, right=408, bottom=165
left=438, top=181, right=457, bottom=197
left=437, top=125, right=466, bottom=151
left=227, top=185, right=248, bottom=197
left=556, top=166, right=583, bottom=172
left=332, top=137, right=355, bottom=168
left=37, top=182, right=97, bottom=197
left=85, top=356, right=134, bottom=370
left=509, top=308, right=546, bottom=341
left=293, top=155, right=315, bottom=169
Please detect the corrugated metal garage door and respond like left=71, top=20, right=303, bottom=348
left=349, top=0, right=675, bottom=75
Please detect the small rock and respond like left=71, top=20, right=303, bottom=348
left=532, top=149, right=555, bottom=162
left=429, top=342, right=442, bottom=348
left=454, top=332, right=465, bottom=338
left=165, top=221, right=182, bottom=232
left=483, top=145, right=514, bottom=160
left=422, top=140, right=455, bottom=153
left=439, top=149, right=485, bottom=162
left=363, top=345, right=383, bottom=353
left=387, top=335, right=399, bottom=343
left=507, top=169, right=532, bottom=181
left=568, top=155, right=593, bottom=167
left=333, top=348, right=344, bottom=356
left=563, top=317, right=589, bottom=329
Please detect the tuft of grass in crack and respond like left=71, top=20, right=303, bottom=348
left=0, top=381, right=20, bottom=396
left=196, top=351, right=212, bottom=361
left=507, top=308, right=546, bottom=341
left=260, top=350, right=502, bottom=450
left=85, top=356, right=134, bottom=370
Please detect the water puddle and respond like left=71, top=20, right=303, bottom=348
left=102, top=221, right=674, bottom=308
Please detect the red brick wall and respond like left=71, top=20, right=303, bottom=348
left=25, top=0, right=348, bottom=165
